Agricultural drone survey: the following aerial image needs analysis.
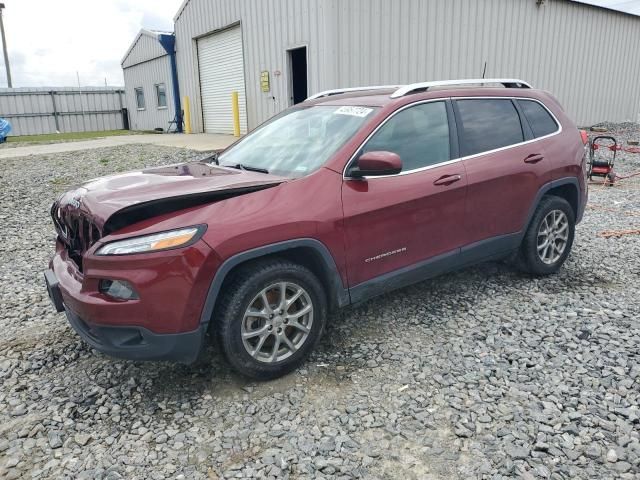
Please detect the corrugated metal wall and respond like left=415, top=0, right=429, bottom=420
left=123, top=55, right=175, bottom=131
left=174, top=0, right=640, bottom=131
left=122, top=32, right=168, bottom=69
left=175, top=0, right=336, bottom=133
left=0, top=87, right=124, bottom=136
left=333, top=0, right=640, bottom=126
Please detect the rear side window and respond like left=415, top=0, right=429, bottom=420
left=361, top=101, right=450, bottom=172
left=517, top=99, right=559, bottom=138
left=456, top=99, right=524, bottom=156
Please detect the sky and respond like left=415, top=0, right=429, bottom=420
left=0, top=0, right=638, bottom=88
left=0, top=0, right=178, bottom=88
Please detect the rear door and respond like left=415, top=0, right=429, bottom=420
left=453, top=97, right=553, bottom=246
left=341, top=100, right=468, bottom=288
left=516, top=98, right=564, bottom=178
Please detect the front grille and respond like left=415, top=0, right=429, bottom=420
left=51, top=202, right=102, bottom=271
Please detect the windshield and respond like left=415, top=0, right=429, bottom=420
left=218, top=105, right=378, bottom=177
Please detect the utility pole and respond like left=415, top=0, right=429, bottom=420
left=76, top=71, right=85, bottom=116
left=0, top=3, right=12, bottom=88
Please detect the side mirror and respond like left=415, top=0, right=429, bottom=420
left=350, top=151, right=402, bottom=178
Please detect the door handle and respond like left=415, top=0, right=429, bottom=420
left=524, top=153, right=544, bottom=164
left=433, top=174, right=462, bottom=186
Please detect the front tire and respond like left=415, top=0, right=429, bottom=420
left=215, top=259, right=327, bottom=380
left=517, top=195, right=575, bottom=276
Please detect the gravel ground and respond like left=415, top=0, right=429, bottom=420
left=1, top=127, right=639, bottom=479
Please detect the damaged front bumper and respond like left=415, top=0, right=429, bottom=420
left=64, top=304, right=205, bottom=363
left=45, top=237, right=219, bottom=364
left=45, top=267, right=205, bottom=363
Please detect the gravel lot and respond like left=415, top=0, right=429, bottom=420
left=1, top=127, right=639, bottom=480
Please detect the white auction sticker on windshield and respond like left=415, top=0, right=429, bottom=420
left=334, top=106, right=373, bottom=117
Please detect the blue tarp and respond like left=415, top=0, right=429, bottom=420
left=0, top=118, right=11, bottom=143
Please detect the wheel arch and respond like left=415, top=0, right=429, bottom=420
left=199, top=239, right=350, bottom=328
left=523, top=177, right=580, bottom=234
left=545, top=182, right=578, bottom=220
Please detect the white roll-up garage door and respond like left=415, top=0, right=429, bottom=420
left=197, top=26, right=247, bottom=134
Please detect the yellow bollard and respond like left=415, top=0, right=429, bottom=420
left=183, top=96, right=192, bottom=134
left=231, top=91, right=240, bottom=137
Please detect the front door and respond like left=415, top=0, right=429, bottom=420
left=341, top=100, right=468, bottom=289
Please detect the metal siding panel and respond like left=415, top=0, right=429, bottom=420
left=0, top=87, right=124, bottom=135
left=123, top=32, right=168, bottom=68
left=336, top=0, right=640, bottom=125
left=174, top=0, right=640, bottom=129
left=176, top=0, right=326, bottom=132
left=436, top=0, right=447, bottom=78
left=451, top=0, right=461, bottom=78
left=123, top=54, right=175, bottom=131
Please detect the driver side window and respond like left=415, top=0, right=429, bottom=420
left=361, top=101, right=450, bottom=172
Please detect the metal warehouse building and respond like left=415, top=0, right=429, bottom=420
left=121, top=29, right=182, bottom=131
left=154, top=0, right=640, bottom=134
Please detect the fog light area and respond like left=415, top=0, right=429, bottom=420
left=99, top=279, right=139, bottom=300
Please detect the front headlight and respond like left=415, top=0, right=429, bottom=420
left=96, top=226, right=205, bottom=255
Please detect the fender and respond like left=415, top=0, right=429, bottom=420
left=199, top=238, right=350, bottom=327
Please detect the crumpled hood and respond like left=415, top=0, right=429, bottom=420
left=54, top=162, right=288, bottom=234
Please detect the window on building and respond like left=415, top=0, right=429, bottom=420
left=456, top=99, right=524, bottom=156
left=517, top=99, right=559, bottom=138
left=155, top=83, right=167, bottom=109
left=135, top=87, right=145, bottom=110
left=360, top=101, right=450, bottom=172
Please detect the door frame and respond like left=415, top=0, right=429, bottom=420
left=285, top=44, right=309, bottom=107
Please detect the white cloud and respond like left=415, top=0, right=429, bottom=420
left=0, top=0, right=179, bottom=87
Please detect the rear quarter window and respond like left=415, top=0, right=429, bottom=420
left=455, top=99, right=524, bottom=156
left=517, top=99, right=559, bottom=138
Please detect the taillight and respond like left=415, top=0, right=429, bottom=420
left=580, top=129, right=589, bottom=145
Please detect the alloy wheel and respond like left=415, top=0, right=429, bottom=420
left=241, top=282, right=314, bottom=363
left=537, top=209, right=569, bottom=264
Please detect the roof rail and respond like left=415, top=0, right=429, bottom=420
left=307, top=85, right=400, bottom=101
left=390, top=79, right=532, bottom=98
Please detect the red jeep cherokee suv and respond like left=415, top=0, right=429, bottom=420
left=45, top=79, right=588, bottom=379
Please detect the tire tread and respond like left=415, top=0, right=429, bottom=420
left=517, top=195, right=575, bottom=276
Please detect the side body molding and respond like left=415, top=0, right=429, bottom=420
left=199, top=238, right=350, bottom=326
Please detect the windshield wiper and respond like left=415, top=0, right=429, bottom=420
left=224, top=163, right=269, bottom=174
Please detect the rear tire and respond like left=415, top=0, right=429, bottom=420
left=215, top=259, right=327, bottom=380
left=517, top=195, right=575, bottom=276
